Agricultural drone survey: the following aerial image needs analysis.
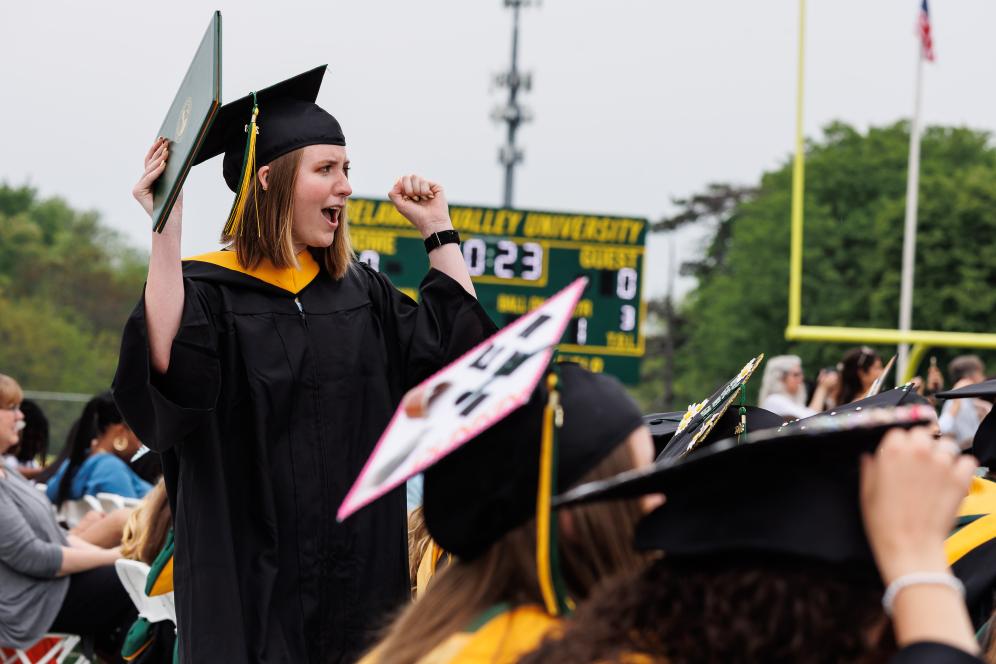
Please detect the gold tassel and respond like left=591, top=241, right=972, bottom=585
left=536, top=372, right=562, bottom=615
left=223, top=102, right=260, bottom=237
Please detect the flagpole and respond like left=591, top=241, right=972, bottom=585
left=897, top=38, right=925, bottom=381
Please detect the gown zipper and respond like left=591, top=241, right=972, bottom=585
left=294, top=293, right=332, bottom=657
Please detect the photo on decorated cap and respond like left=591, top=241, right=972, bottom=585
left=336, top=277, right=588, bottom=522
left=657, top=355, right=765, bottom=462
left=555, top=405, right=935, bottom=568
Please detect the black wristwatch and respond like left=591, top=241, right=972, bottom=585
left=424, top=229, right=461, bottom=254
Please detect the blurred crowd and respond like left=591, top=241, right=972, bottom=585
left=2, top=346, right=996, bottom=663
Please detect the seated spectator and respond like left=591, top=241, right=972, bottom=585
left=46, top=392, right=152, bottom=507
left=939, top=355, right=988, bottom=449
left=2, top=399, right=48, bottom=480
left=836, top=346, right=884, bottom=405
left=120, top=479, right=171, bottom=565
left=758, top=355, right=837, bottom=419
left=0, top=374, right=135, bottom=658
left=119, top=479, right=177, bottom=664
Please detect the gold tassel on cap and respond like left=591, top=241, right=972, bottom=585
left=223, top=93, right=260, bottom=237
left=535, top=369, right=573, bottom=616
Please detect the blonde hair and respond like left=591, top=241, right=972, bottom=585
left=0, top=374, right=23, bottom=407
left=121, top=479, right=172, bottom=564
left=368, top=441, right=648, bottom=664
left=221, top=148, right=355, bottom=280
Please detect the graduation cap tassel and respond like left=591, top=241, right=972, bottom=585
left=737, top=386, right=748, bottom=442
left=535, top=369, right=573, bottom=616
left=223, top=93, right=260, bottom=237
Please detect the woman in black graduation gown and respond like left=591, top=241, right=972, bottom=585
left=112, top=66, right=495, bottom=664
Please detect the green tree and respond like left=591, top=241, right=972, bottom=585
left=0, top=184, right=147, bottom=445
left=650, top=122, right=996, bottom=406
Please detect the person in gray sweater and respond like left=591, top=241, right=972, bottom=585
left=0, top=374, right=135, bottom=658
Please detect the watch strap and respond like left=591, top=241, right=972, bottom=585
left=424, top=229, right=461, bottom=254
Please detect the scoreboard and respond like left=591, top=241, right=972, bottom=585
left=346, top=198, right=647, bottom=384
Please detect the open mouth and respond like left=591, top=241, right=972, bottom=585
left=322, top=206, right=341, bottom=226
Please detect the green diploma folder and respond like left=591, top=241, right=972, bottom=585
left=152, top=11, right=222, bottom=232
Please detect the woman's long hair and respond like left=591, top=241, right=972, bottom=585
left=121, top=479, right=172, bottom=564
left=222, top=148, right=355, bottom=280
left=521, top=556, right=894, bottom=664
left=758, top=355, right=806, bottom=407
left=53, top=392, right=123, bottom=506
left=367, top=441, right=648, bottom=664
left=836, top=346, right=881, bottom=406
left=15, top=400, right=49, bottom=464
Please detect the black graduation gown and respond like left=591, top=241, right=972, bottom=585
left=112, top=252, right=495, bottom=664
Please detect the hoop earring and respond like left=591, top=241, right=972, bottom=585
left=112, top=437, right=129, bottom=453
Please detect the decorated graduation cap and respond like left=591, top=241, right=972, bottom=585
left=423, top=362, right=644, bottom=606
left=656, top=355, right=765, bottom=463
left=646, top=406, right=783, bottom=459
left=937, top=378, right=996, bottom=468
left=192, top=65, right=345, bottom=235
left=556, top=405, right=935, bottom=567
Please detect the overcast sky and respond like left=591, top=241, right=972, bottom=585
left=2, top=1, right=994, bottom=299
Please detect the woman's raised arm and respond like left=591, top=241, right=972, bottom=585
left=132, top=137, right=185, bottom=374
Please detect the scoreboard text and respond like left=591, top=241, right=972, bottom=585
left=346, top=198, right=647, bottom=384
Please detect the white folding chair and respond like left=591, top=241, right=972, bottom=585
left=56, top=495, right=103, bottom=529
left=114, top=559, right=176, bottom=625
left=95, top=492, right=124, bottom=512
left=0, top=633, right=90, bottom=664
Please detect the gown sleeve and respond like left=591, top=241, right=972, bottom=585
left=365, top=266, right=498, bottom=389
left=112, top=278, right=222, bottom=453
left=889, top=642, right=985, bottom=663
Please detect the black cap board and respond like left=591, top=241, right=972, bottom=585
left=193, top=65, right=346, bottom=192
left=423, top=363, right=645, bottom=561
left=659, top=355, right=765, bottom=463
left=555, top=405, right=936, bottom=568
left=776, top=384, right=930, bottom=436
left=647, top=406, right=783, bottom=460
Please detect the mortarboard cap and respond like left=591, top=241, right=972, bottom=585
left=646, top=406, right=783, bottom=459
left=937, top=379, right=996, bottom=468
left=423, top=363, right=644, bottom=562
left=191, top=65, right=345, bottom=236
left=556, top=405, right=935, bottom=569
left=776, top=384, right=930, bottom=436
left=657, top=355, right=765, bottom=463
left=193, top=65, right=344, bottom=191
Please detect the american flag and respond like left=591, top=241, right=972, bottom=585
left=918, top=0, right=935, bottom=62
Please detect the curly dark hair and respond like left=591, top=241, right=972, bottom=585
left=520, top=555, right=895, bottom=664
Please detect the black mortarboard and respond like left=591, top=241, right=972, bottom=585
left=937, top=379, right=996, bottom=468
left=657, top=355, right=765, bottom=463
left=643, top=411, right=682, bottom=454
left=423, top=363, right=644, bottom=562
left=556, top=405, right=935, bottom=568
left=193, top=65, right=345, bottom=192
left=775, top=384, right=929, bottom=436
left=646, top=406, right=783, bottom=459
